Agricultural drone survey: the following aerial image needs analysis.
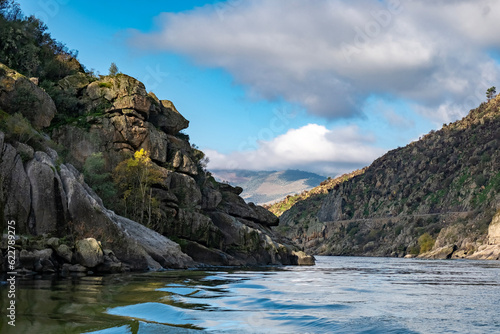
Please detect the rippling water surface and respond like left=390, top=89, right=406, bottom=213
left=1, top=256, right=500, bottom=333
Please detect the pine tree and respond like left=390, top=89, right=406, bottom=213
left=486, top=86, right=496, bottom=101
left=108, top=62, right=119, bottom=76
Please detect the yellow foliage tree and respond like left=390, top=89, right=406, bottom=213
left=113, top=149, right=163, bottom=226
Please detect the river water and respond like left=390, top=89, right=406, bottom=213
left=1, top=256, right=499, bottom=333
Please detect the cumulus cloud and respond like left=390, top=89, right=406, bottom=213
left=204, top=124, right=386, bottom=175
left=128, top=0, right=500, bottom=121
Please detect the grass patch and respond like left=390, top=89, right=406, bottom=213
left=98, top=82, right=113, bottom=88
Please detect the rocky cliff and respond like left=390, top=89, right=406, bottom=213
left=0, top=62, right=312, bottom=274
left=275, top=97, right=500, bottom=260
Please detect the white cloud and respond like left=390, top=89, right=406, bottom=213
left=128, top=0, right=500, bottom=121
left=205, top=124, right=386, bottom=175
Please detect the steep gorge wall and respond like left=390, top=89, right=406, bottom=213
left=276, top=97, right=500, bottom=260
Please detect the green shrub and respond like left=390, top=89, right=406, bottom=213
left=1, top=112, right=39, bottom=144
left=418, top=233, right=435, bottom=253
left=98, top=82, right=112, bottom=89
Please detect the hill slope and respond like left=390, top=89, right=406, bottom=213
left=275, top=97, right=500, bottom=260
left=211, top=169, right=325, bottom=205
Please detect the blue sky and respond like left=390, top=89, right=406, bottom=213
left=16, top=0, right=500, bottom=176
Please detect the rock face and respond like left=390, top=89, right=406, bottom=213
left=488, top=211, right=500, bottom=245
left=275, top=96, right=500, bottom=260
left=0, top=63, right=56, bottom=129
left=26, top=151, right=68, bottom=235
left=0, top=63, right=309, bottom=271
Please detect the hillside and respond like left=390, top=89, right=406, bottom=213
left=275, top=97, right=500, bottom=260
left=211, top=169, right=325, bottom=205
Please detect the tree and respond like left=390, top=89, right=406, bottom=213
left=113, top=149, right=163, bottom=226
left=486, top=86, right=496, bottom=101
left=108, top=62, right=119, bottom=76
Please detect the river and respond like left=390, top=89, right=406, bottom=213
left=1, top=256, right=499, bottom=333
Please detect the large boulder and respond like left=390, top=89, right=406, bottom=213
left=419, top=244, right=457, bottom=259
left=58, top=72, right=92, bottom=92
left=201, top=186, right=223, bottom=211
left=75, top=238, right=104, bottom=268
left=169, top=172, right=202, bottom=209
left=0, top=63, right=56, bottom=129
left=149, top=99, right=189, bottom=135
left=292, top=251, right=316, bottom=266
left=86, top=74, right=151, bottom=116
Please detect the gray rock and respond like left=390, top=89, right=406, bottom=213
left=58, top=72, right=91, bottom=91
left=201, top=187, right=222, bottom=211
left=292, top=251, right=316, bottom=266
left=144, top=123, right=168, bottom=163
left=26, top=151, right=68, bottom=235
left=176, top=209, right=222, bottom=248
left=75, top=238, right=104, bottom=268
left=169, top=172, right=202, bottom=208
left=219, top=183, right=244, bottom=195
left=149, top=100, right=189, bottom=135
left=249, top=203, right=279, bottom=227
left=56, top=244, right=73, bottom=263
left=96, top=249, right=123, bottom=273
left=184, top=240, right=243, bottom=266
left=68, top=264, right=88, bottom=272
left=11, top=142, right=34, bottom=161
left=33, top=249, right=56, bottom=272
left=419, top=244, right=457, bottom=259
left=46, top=237, right=60, bottom=249
left=172, top=151, right=197, bottom=175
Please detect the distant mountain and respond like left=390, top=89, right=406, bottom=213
left=210, top=169, right=326, bottom=205
left=273, top=96, right=500, bottom=261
